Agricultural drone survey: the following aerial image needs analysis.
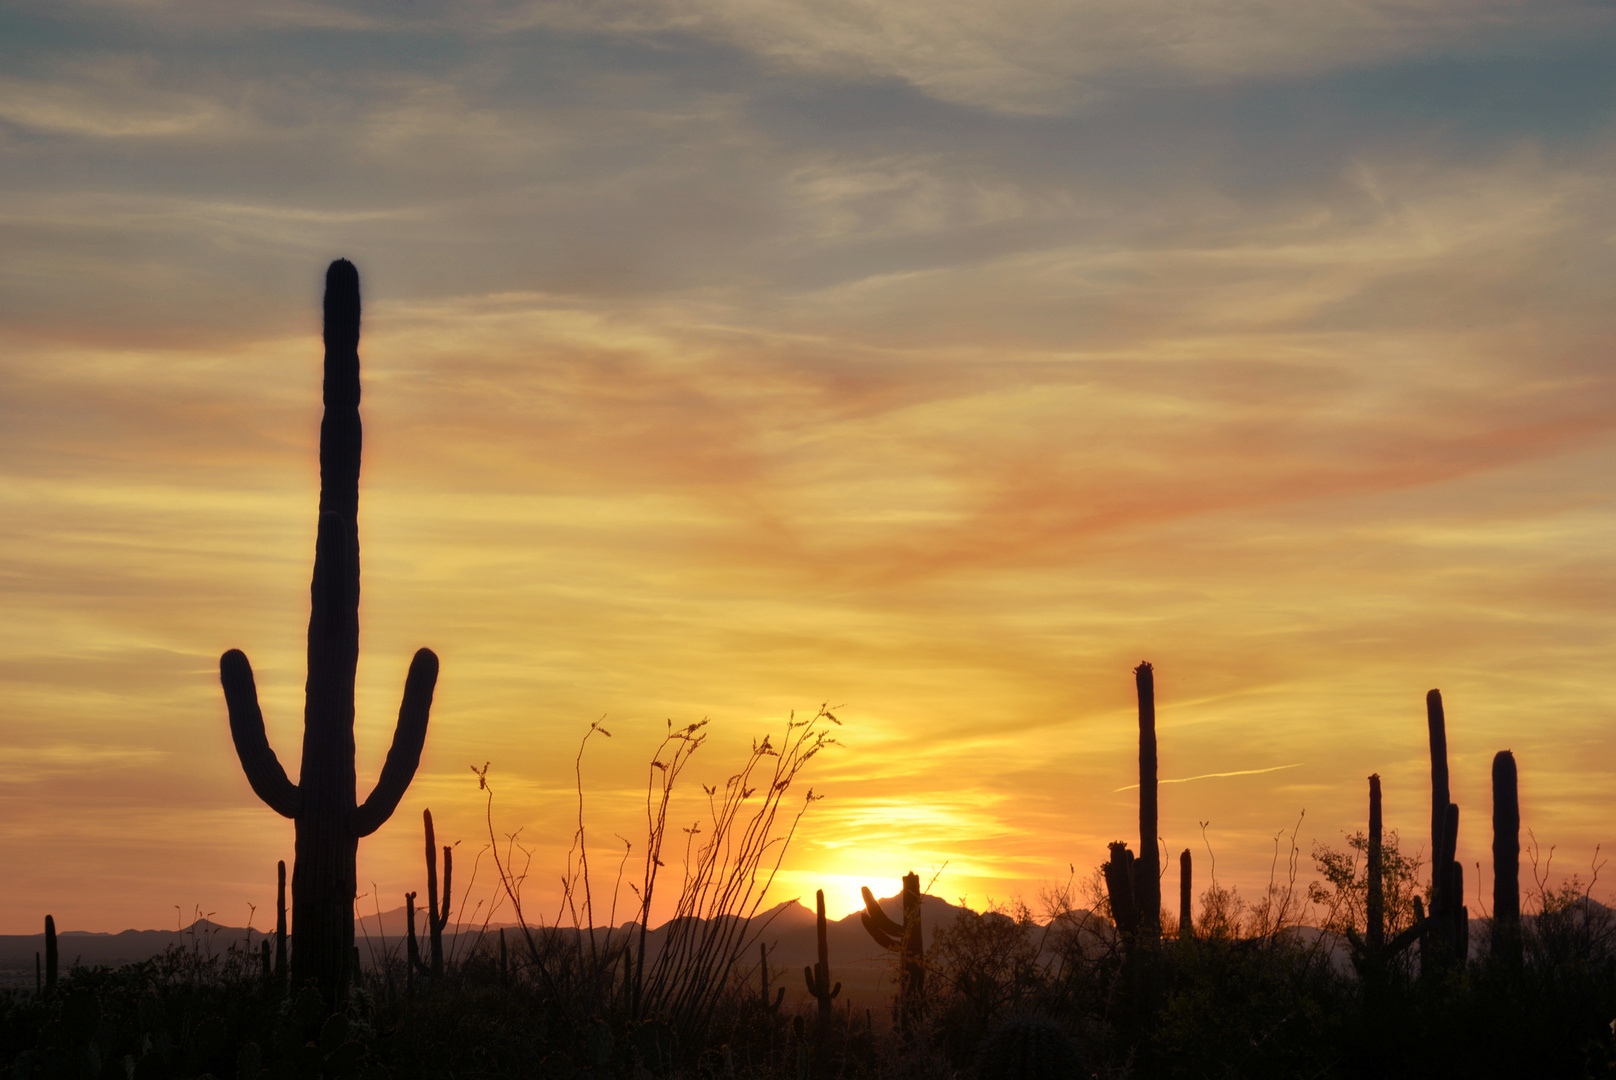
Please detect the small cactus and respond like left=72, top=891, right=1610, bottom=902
left=1178, top=848, right=1192, bottom=941
left=275, top=859, right=288, bottom=986
left=803, top=890, right=841, bottom=1027
left=44, top=914, right=57, bottom=992
left=760, top=942, right=784, bottom=1014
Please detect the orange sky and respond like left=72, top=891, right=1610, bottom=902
left=2, top=0, right=1614, bottom=934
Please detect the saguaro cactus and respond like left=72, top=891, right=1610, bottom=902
left=1134, top=662, right=1161, bottom=938
left=1178, top=849, right=1192, bottom=941
left=406, top=809, right=452, bottom=978
left=44, top=915, right=57, bottom=992
left=1492, top=750, right=1521, bottom=970
left=220, top=259, right=440, bottom=1001
left=760, top=942, right=784, bottom=1015
left=803, top=890, right=841, bottom=1027
left=1366, top=774, right=1384, bottom=960
left=1421, top=690, right=1467, bottom=976
left=1104, top=663, right=1163, bottom=943
left=860, top=874, right=924, bottom=1028
left=420, top=808, right=452, bottom=977
left=275, top=859, right=288, bottom=985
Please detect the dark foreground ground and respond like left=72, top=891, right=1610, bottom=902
left=5, top=899, right=1615, bottom=1080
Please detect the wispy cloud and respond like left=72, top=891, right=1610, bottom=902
left=1115, top=763, right=1302, bottom=793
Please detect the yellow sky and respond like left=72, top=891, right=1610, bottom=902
left=1, top=1, right=1614, bottom=934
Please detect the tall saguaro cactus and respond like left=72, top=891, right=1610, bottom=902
left=409, top=808, right=452, bottom=978
left=1366, top=774, right=1384, bottom=960
left=1421, top=690, right=1467, bottom=977
left=860, top=874, right=925, bottom=1029
left=1104, top=663, right=1163, bottom=943
left=1492, top=750, right=1522, bottom=970
left=220, top=259, right=440, bottom=1001
left=1135, top=663, right=1162, bottom=938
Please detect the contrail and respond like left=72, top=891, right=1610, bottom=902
left=1114, top=763, right=1301, bottom=792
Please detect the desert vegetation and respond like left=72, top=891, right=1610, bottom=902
left=5, top=262, right=1614, bottom=1079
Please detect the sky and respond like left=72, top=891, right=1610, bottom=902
left=2, top=0, right=1614, bottom=936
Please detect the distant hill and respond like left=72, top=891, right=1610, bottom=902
left=0, top=890, right=974, bottom=1002
left=12, top=894, right=1593, bottom=1001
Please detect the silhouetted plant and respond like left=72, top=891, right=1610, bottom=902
left=1492, top=749, right=1522, bottom=971
left=803, top=890, right=841, bottom=1030
left=1422, top=688, right=1468, bottom=976
left=759, top=942, right=784, bottom=1015
left=218, top=259, right=440, bottom=1002
left=43, top=916, right=56, bottom=994
left=406, top=808, right=452, bottom=979
left=1177, top=850, right=1191, bottom=942
left=860, top=873, right=925, bottom=1030
left=275, top=859, right=287, bottom=989
left=1102, top=662, right=1163, bottom=948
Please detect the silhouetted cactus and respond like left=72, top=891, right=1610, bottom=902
left=860, top=873, right=924, bottom=1029
left=1103, top=842, right=1139, bottom=936
left=803, top=890, right=841, bottom=1027
left=1103, top=663, right=1163, bottom=944
left=975, top=1015, right=1084, bottom=1080
left=1492, top=749, right=1521, bottom=969
left=405, top=890, right=422, bottom=981
left=1351, top=772, right=1424, bottom=985
left=1421, top=690, right=1468, bottom=977
left=44, top=915, right=56, bottom=992
left=760, top=942, right=784, bottom=1015
left=1367, top=774, right=1384, bottom=960
left=1178, top=849, right=1191, bottom=941
left=219, top=259, right=440, bottom=1001
left=1134, top=662, right=1161, bottom=939
left=275, top=859, right=287, bottom=986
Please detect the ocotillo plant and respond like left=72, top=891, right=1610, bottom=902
left=1178, top=849, right=1192, bottom=941
left=44, top=915, right=56, bottom=992
left=219, top=259, right=440, bottom=1002
left=1492, top=750, right=1522, bottom=969
left=803, top=890, right=841, bottom=1028
left=860, top=874, right=924, bottom=1028
left=760, top=942, right=784, bottom=1015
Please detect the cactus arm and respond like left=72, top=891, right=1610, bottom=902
left=438, top=844, right=452, bottom=927
left=860, top=886, right=904, bottom=937
left=860, top=911, right=898, bottom=950
left=803, top=965, right=817, bottom=994
left=1386, top=914, right=1427, bottom=956
left=354, top=648, right=440, bottom=837
left=220, top=650, right=300, bottom=818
